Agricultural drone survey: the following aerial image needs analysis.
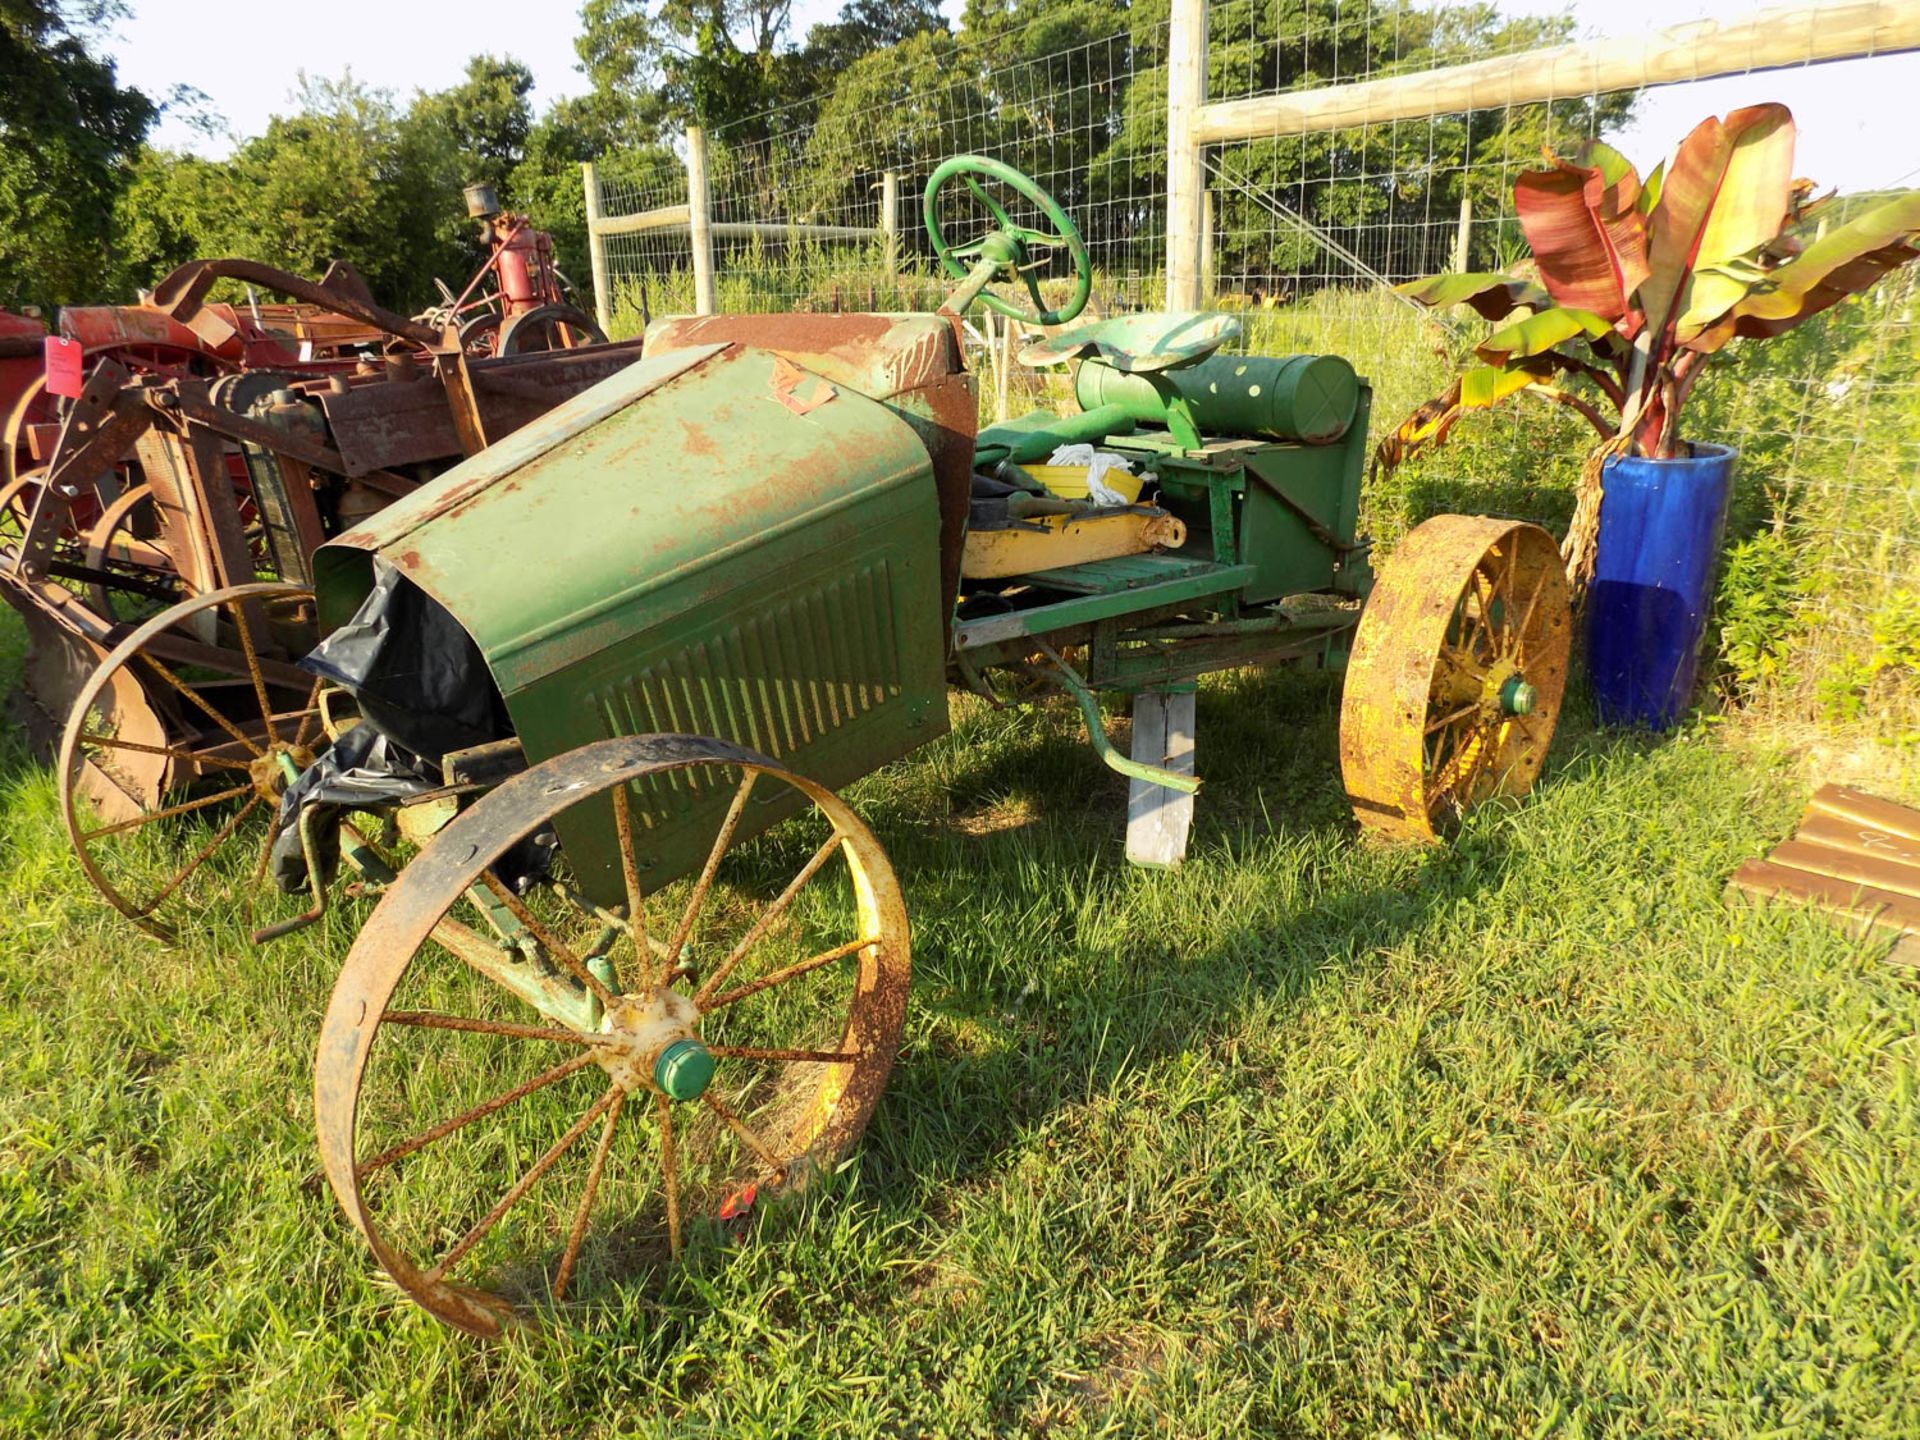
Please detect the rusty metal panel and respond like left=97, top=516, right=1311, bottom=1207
left=644, top=313, right=975, bottom=625
left=315, top=340, right=947, bottom=901
left=318, top=339, right=650, bottom=475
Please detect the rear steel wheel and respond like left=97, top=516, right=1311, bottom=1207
left=315, top=734, right=910, bottom=1337
left=1340, top=515, right=1569, bottom=841
left=57, top=581, right=323, bottom=937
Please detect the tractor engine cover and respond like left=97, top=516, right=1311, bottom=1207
left=311, top=341, right=947, bottom=903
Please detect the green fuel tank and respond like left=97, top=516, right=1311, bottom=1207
left=1074, top=352, right=1359, bottom=444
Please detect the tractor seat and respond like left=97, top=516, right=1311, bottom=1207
left=1017, top=311, right=1241, bottom=374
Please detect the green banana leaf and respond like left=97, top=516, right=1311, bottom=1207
left=1393, top=272, right=1550, bottom=321
left=1691, top=190, right=1920, bottom=347
left=1477, top=305, right=1614, bottom=365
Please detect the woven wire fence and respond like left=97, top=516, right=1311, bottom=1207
left=593, top=2, right=1920, bottom=723
left=1197, top=1, right=1919, bottom=719
left=593, top=16, right=1172, bottom=418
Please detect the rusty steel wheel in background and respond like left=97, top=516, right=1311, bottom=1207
left=314, top=734, right=911, bottom=1338
left=85, top=482, right=185, bottom=624
left=57, top=581, right=323, bottom=938
left=1340, top=515, right=1570, bottom=842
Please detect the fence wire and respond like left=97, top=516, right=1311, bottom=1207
left=592, top=2, right=1920, bottom=721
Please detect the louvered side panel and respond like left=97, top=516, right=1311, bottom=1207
left=586, top=558, right=913, bottom=833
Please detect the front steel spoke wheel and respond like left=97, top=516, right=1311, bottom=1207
left=314, top=734, right=910, bottom=1337
left=1340, top=516, right=1570, bottom=841
left=57, top=581, right=322, bottom=937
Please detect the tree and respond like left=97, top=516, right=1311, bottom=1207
left=0, top=0, right=155, bottom=308
left=577, top=0, right=810, bottom=133
left=411, top=54, right=536, bottom=198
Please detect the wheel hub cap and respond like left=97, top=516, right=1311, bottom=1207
left=595, top=989, right=707, bottom=1099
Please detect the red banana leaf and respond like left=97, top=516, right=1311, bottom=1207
left=1513, top=159, right=1648, bottom=321
left=1641, top=104, right=1796, bottom=348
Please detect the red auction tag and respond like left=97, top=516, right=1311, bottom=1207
left=44, top=336, right=83, bottom=398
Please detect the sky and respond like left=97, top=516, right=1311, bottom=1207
left=103, top=0, right=1919, bottom=194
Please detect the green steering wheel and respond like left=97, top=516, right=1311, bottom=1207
left=924, top=155, right=1092, bottom=327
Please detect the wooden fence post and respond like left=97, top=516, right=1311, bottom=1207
left=1165, top=0, right=1208, bottom=311
left=882, top=169, right=901, bottom=276
left=581, top=162, right=613, bottom=335
left=1453, top=192, right=1472, bottom=273
left=685, top=126, right=717, bottom=316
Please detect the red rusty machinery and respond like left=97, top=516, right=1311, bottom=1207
left=1, top=249, right=639, bottom=823
left=416, top=183, right=606, bottom=356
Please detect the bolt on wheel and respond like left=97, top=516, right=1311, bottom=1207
left=314, top=734, right=910, bottom=1337
left=1340, top=515, right=1570, bottom=841
left=57, top=581, right=324, bottom=938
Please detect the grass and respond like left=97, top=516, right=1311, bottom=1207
left=3, top=595, right=1918, bottom=1437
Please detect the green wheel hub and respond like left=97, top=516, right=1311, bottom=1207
left=1499, top=676, right=1537, bottom=716
left=654, top=1037, right=715, bottom=1102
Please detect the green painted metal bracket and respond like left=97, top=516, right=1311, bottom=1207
left=1028, top=640, right=1201, bottom=796
left=951, top=562, right=1256, bottom=651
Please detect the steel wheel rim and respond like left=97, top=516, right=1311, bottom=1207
left=84, top=482, right=183, bottom=623
left=1340, top=516, right=1570, bottom=841
left=56, top=580, right=322, bottom=938
left=315, top=734, right=911, bottom=1337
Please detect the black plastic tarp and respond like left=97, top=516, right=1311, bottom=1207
left=299, top=559, right=510, bottom=763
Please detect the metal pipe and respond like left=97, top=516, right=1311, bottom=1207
left=1029, top=643, right=1201, bottom=796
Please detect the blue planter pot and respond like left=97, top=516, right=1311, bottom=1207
left=1586, top=442, right=1737, bottom=729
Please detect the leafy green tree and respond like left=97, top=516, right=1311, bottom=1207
left=0, top=0, right=154, bottom=308
left=411, top=54, right=536, bottom=198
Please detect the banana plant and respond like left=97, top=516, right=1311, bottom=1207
left=1379, top=104, right=1920, bottom=471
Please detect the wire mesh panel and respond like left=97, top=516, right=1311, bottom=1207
left=591, top=15, right=1173, bottom=417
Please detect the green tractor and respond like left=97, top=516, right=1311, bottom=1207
left=56, top=156, right=1569, bottom=1334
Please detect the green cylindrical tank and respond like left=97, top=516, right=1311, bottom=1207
left=1074, top=352, right=1358, bottom=444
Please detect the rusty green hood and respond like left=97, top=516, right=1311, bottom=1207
left=313, top=340, right=949, bottom=891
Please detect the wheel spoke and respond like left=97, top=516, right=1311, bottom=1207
left=1423, top=701, right=1480, bottom=737
left=427, top=912, right=562, bottom=998
left=611, top=783, right=647, bottom=992
left=428, top=1085, right=619, bottom=1281
left=292, top=676, right=326, bottom=751
left=692, top=831, right=843, bottom=1008
left=702, top=1091, right=788, bottom=1177
left=76, top=731, right=252, bottom=773
left=665, top=769, right=757, bottom=982
left=658, top=1093, right=683, bottom=1260
left=479, top=873, right=619, bottom=1009
left=230, top=599, right=279, bottom=747
left=140, top=795, right=263, bottom=912
left=553, top=1088, right=625, bottom=1301
left=962, top=175, right=1017, bottom=235
left=80, top=782, right=252, bottom=840
left=701, top=937, right=870, bottom=1012
left=380, top=1010, right=599, bottom=1047
left=1511, top=577, right=1547, bottom=666
left=358, top=1051, right=600, bottom=1176
left=135, top=651, right=265, bottom=757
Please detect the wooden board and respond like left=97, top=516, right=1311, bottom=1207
left=1726, top=785, right=1920, bottom=937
